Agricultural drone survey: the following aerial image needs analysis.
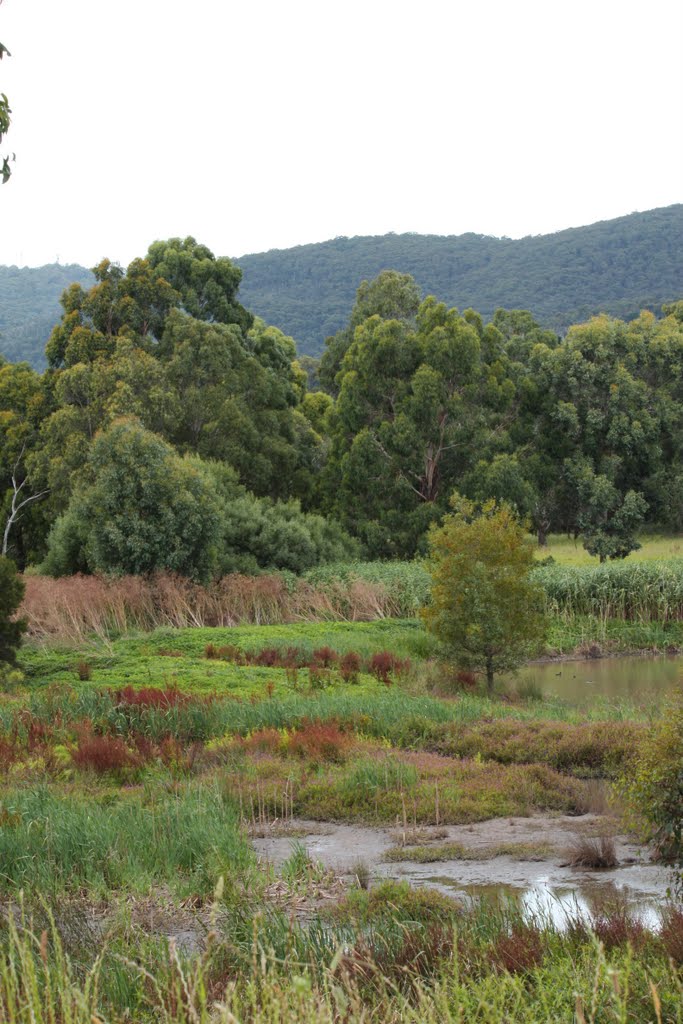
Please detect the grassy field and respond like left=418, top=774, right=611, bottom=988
left=15, top=614, right=683, bottom=705
left=533, top=532, right=683, bottom=565
left=16, top=619, right=435, bottom=696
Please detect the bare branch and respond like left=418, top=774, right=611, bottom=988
left=2, top=448, right=50, bottom=556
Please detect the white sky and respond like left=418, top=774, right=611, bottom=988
left=0, top=0, right=681, bottom=268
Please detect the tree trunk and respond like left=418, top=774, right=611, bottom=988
left=537, top=526, right=547, bottom=547
left=486, top=656, right=494, bottom=696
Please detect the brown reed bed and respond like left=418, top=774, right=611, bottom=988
left=20, top=572, right=407, bottom=643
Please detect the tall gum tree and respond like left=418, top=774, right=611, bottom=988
left=36, top=240, right=319, bottom=511
left=326, top=296, right=484, bottom=557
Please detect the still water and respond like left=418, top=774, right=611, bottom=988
left=510, top=655, right=683, bottom=704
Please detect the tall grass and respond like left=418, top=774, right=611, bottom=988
left=305, top=561, right=431, bottom=613
left=20, top=571, right=421, bottom=643
left=23, top=559, right=683, bottom=647
left=533, top=559, right=683, bottom=622
left=0, top=893, right=680, bottom=1024
left=0, top=783, right=253, bottom=896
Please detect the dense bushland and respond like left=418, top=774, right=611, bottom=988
left=3, top=237, right=683, bottom=573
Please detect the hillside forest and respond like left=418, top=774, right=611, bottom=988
left=1, top=234, right=683, bottom=576
left=1, top=205, right=681, bottom=369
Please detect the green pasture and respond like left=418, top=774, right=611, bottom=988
left=17, top=619, right=435, bottom=696
left=532, top=531, right=683, bottom=565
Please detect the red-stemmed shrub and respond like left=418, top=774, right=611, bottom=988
left=252, top=647, right=281, bottom=668
left=21, top=715, right=54, bottom=752
left=312, top=646, right=338, bottom=668
left=368, top=651, right=410, bottom=685
left=282, top=646, right=306, bottom=668
left=660, top=905, right=683, bottom=964
left=592, top=907, right=647, bottom=951
left=288, top=719, right=350, bottom=763
left=71, top=731, right=134, bottom=774
left=491, top=925, right=545, bottom=973
left=0, top=734, right=18, bottom=772
left=114, top=686, right=187, bottom=709
left=243, top=728, right=283, bottom=755
left=340, top=651, right=362, bottom=684
left=130, top=732, right=156, bottom=761
left=159, top=738, right=203, bottom=774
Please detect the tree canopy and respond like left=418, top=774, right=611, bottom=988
left=2, top=207, right=682, bottom=370
left=422, top=497, right=547, bottom=692
left=1, top=240, right=682, bottom=576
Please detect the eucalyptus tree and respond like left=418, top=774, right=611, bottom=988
left=326, top=296, right=484, bottom=557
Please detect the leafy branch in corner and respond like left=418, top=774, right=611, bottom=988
left=0, top=0, right=13, bottom=183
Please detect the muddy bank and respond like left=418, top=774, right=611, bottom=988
left=252, top=815, right=672, bottom=927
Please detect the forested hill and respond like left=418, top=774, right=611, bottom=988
left=0, top=263, right=95, bottom=368
left=1, top=205, right=681, bottom=368
left=236, top=205, right=683, bottom=354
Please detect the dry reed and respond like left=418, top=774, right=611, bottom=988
left=20, top=572, right=403, bottom=643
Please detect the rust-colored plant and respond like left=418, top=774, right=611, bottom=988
left=243, top=728, right=283, bottom=755
left=491, top=925, right=544, bottom=973
left=368, top=651, right=409, bottom=685
left=288, top=720, right=350, bottom=763
left=312, top=646, right=338, bottom=668
left=114, top=686, right=186, bottom=709
left=340, top=651, right=362, bottom=683
left=71, top=731, right=134, bottom=774
left=660, top=904, right=683, bottom=964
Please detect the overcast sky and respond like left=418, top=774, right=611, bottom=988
left=1, top=0, right=681, bottom=268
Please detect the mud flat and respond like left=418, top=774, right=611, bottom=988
left=252, top=815, right=672, bottom=928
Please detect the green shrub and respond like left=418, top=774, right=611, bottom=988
left=618, top=693, right=683, bottom=893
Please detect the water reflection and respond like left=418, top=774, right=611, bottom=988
left=510, top=655, right=683, bottom=704
left=423, top=876, right=663, bottom=930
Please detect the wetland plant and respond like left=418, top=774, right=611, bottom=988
left=566, top=834, right=618, bottom=869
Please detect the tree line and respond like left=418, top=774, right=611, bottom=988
left=1, top=206, right=682, bottom=370
left=1, top=235, right=682, bottom=578
left=236, top=205, right=683, bottom=353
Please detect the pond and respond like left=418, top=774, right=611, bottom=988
left=510, top=654, right=683, bottom=704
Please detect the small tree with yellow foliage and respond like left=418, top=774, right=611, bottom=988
left=422, top=496, right=546, bottom=694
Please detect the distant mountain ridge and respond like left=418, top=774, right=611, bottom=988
left=0, top=263, right=95, bottom=368
left=236, top=206, right=683, bottom=353
left=1, top=205, right=681, bottom=369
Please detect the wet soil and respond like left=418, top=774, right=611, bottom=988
left=252, top=814, right=672, bottom=927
